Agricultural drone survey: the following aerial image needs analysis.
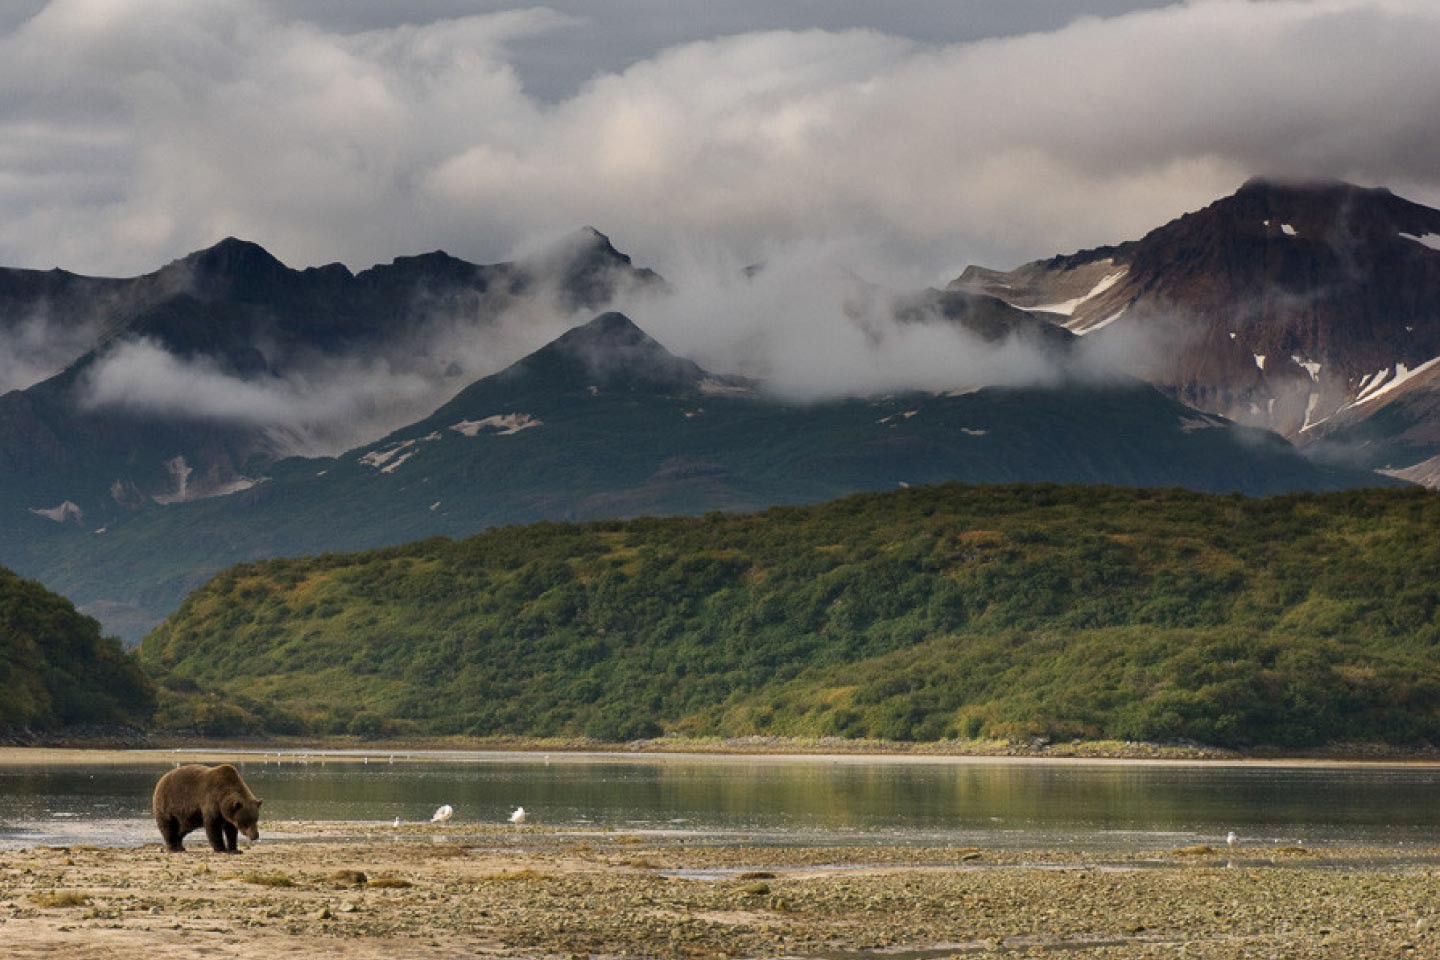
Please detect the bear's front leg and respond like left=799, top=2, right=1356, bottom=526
left=157, top=816, right=186, bottom=852
left=203, top=815, right=233, bottom=853
left=222, top=821, right=240, bottom=852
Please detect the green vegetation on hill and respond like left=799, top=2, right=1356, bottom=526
left=0, top=566, right=154, bottom=731
left=141, top=484, right=1440, bottom=747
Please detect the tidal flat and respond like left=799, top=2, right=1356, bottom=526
left=2, top=822, right=1438, bottom=959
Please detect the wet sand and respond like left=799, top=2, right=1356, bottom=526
left=3, top=821, right=1438, bottom=959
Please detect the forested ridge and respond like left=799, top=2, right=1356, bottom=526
left=1, top=565, right=154, bottom=731
left=141, top=484, right=1440, bottom=747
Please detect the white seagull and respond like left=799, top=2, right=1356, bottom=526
left=1226, top=831, right=1238, bottom=849
left=509, top=806, right=527, bottom=825
left=431, top=804, right=454, bottom=823
left=393, top=816, right=401, bottom=828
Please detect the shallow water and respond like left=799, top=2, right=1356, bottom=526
left=3, top=751, right=1440, bottom=851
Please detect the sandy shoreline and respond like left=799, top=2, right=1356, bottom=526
left=2, top=821, right=1438, bottom=959
left=5, top=744, right=1440, bottom=770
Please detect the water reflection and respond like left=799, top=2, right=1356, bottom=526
left=3, top=754, right=1439, bottom=850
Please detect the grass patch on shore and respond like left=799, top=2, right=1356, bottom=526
left=240, top=872, right=296, bottom=887
left=366, top=876, right=413, bottom=889
left=31, top=891, right=90, bottom=908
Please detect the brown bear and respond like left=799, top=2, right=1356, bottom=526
left=152, top=763, right=263, bottom=853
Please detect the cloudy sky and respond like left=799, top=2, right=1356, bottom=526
left=2, top=0, right=1438, bottom=287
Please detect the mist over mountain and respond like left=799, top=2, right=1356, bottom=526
left=0, top=228, right=662, bottom=514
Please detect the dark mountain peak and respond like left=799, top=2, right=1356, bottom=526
left=166, top=237, right=293, bottom=301
left=527, top=226, right=633, bottom=271
left=525, top=311, right=708, bottom=388
left=367, top=249, right=487, bottom=287
left=566, top=226, right=629, bottom=263
left=443, top=313, right=746, bottom=416
left=301, top=261, right=354, bottom=283
left=522, top=228, right=667, bottom=310
left=577, top=224, right=616, bottom=246
left=1234, top=175, right=1386, bottom=199
left=390, top=249, right=465, bottom=269
left=552, top=310, right=652, bottom=349
left=1176, top=177, right=1440, bottom=242
left=183, top=237, right=287, bottom=274
left=409, top=311, right=743, bottom=434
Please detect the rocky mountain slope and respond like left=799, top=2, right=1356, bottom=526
left=951, top=179, right=1440, bottom=478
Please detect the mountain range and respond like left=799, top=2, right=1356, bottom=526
left=2, top=179, right=1434, bottom=641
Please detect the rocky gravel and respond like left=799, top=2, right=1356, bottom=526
left=3, top=823, right=1439, bottom=958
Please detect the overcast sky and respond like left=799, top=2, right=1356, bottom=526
left=2, top=0, right=1438, bottom=285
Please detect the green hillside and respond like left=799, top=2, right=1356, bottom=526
left=0, top=566, right=154, bottom=731
left=141, top=484, right=1440, bottom=747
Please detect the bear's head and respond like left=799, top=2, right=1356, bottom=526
left=225, top=794, right=263, bottom=841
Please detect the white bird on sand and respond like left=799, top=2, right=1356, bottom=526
left=393, top=816, right=401, bottom=828
left=431, top=805, right=454, bottom=823
left=509, top=806, right=527, bottom=825
left=1226, top=831, right=1238, bottom=849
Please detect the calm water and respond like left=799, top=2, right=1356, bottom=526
left=3, top=751, right=1440, bottom=851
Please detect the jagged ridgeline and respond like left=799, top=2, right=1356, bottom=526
left=0, top=565, right=154, bottom=731
left=142, top=484, right=1440, bottom=747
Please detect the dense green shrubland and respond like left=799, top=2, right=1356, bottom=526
left=141, top=484, right=1440, bottom=747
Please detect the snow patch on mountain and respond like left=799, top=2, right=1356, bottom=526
left=1356, top=368, right=1390, bottom=399
left=1349, top=357, right=1440, bottom=408
left=1179, top=414, right=1225, bottom=432
left=698, top=378, right=752, bottom=396
left=449, top=413, right=541, bottom=437
left=1291, top=356, right=1323, bottom=382
left=157, top=455, right=193, bottom=504
left=152, top=454, right=261, bottom=503
left=360, top=442, right=416, bottom=468
left=1400, top=232, right=1440, bottom=251
left=381, top=450, right=417, bottom=473
left=1035, top=267, right=1128, bottom=317
left=29, top=501, right=83, bottom=524
left=1300, top=392, right=1327, bottom=432
left=1074, top=308, right=1126, bottom=335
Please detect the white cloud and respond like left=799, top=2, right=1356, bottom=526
left=0, top=0, right=1437, bottom=285
left=4, top=0, right=1440, bottom=421
left=76, top=337, right=433, bottom=434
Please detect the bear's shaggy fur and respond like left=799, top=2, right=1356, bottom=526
left=152, top=763, right=263, bottom=853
